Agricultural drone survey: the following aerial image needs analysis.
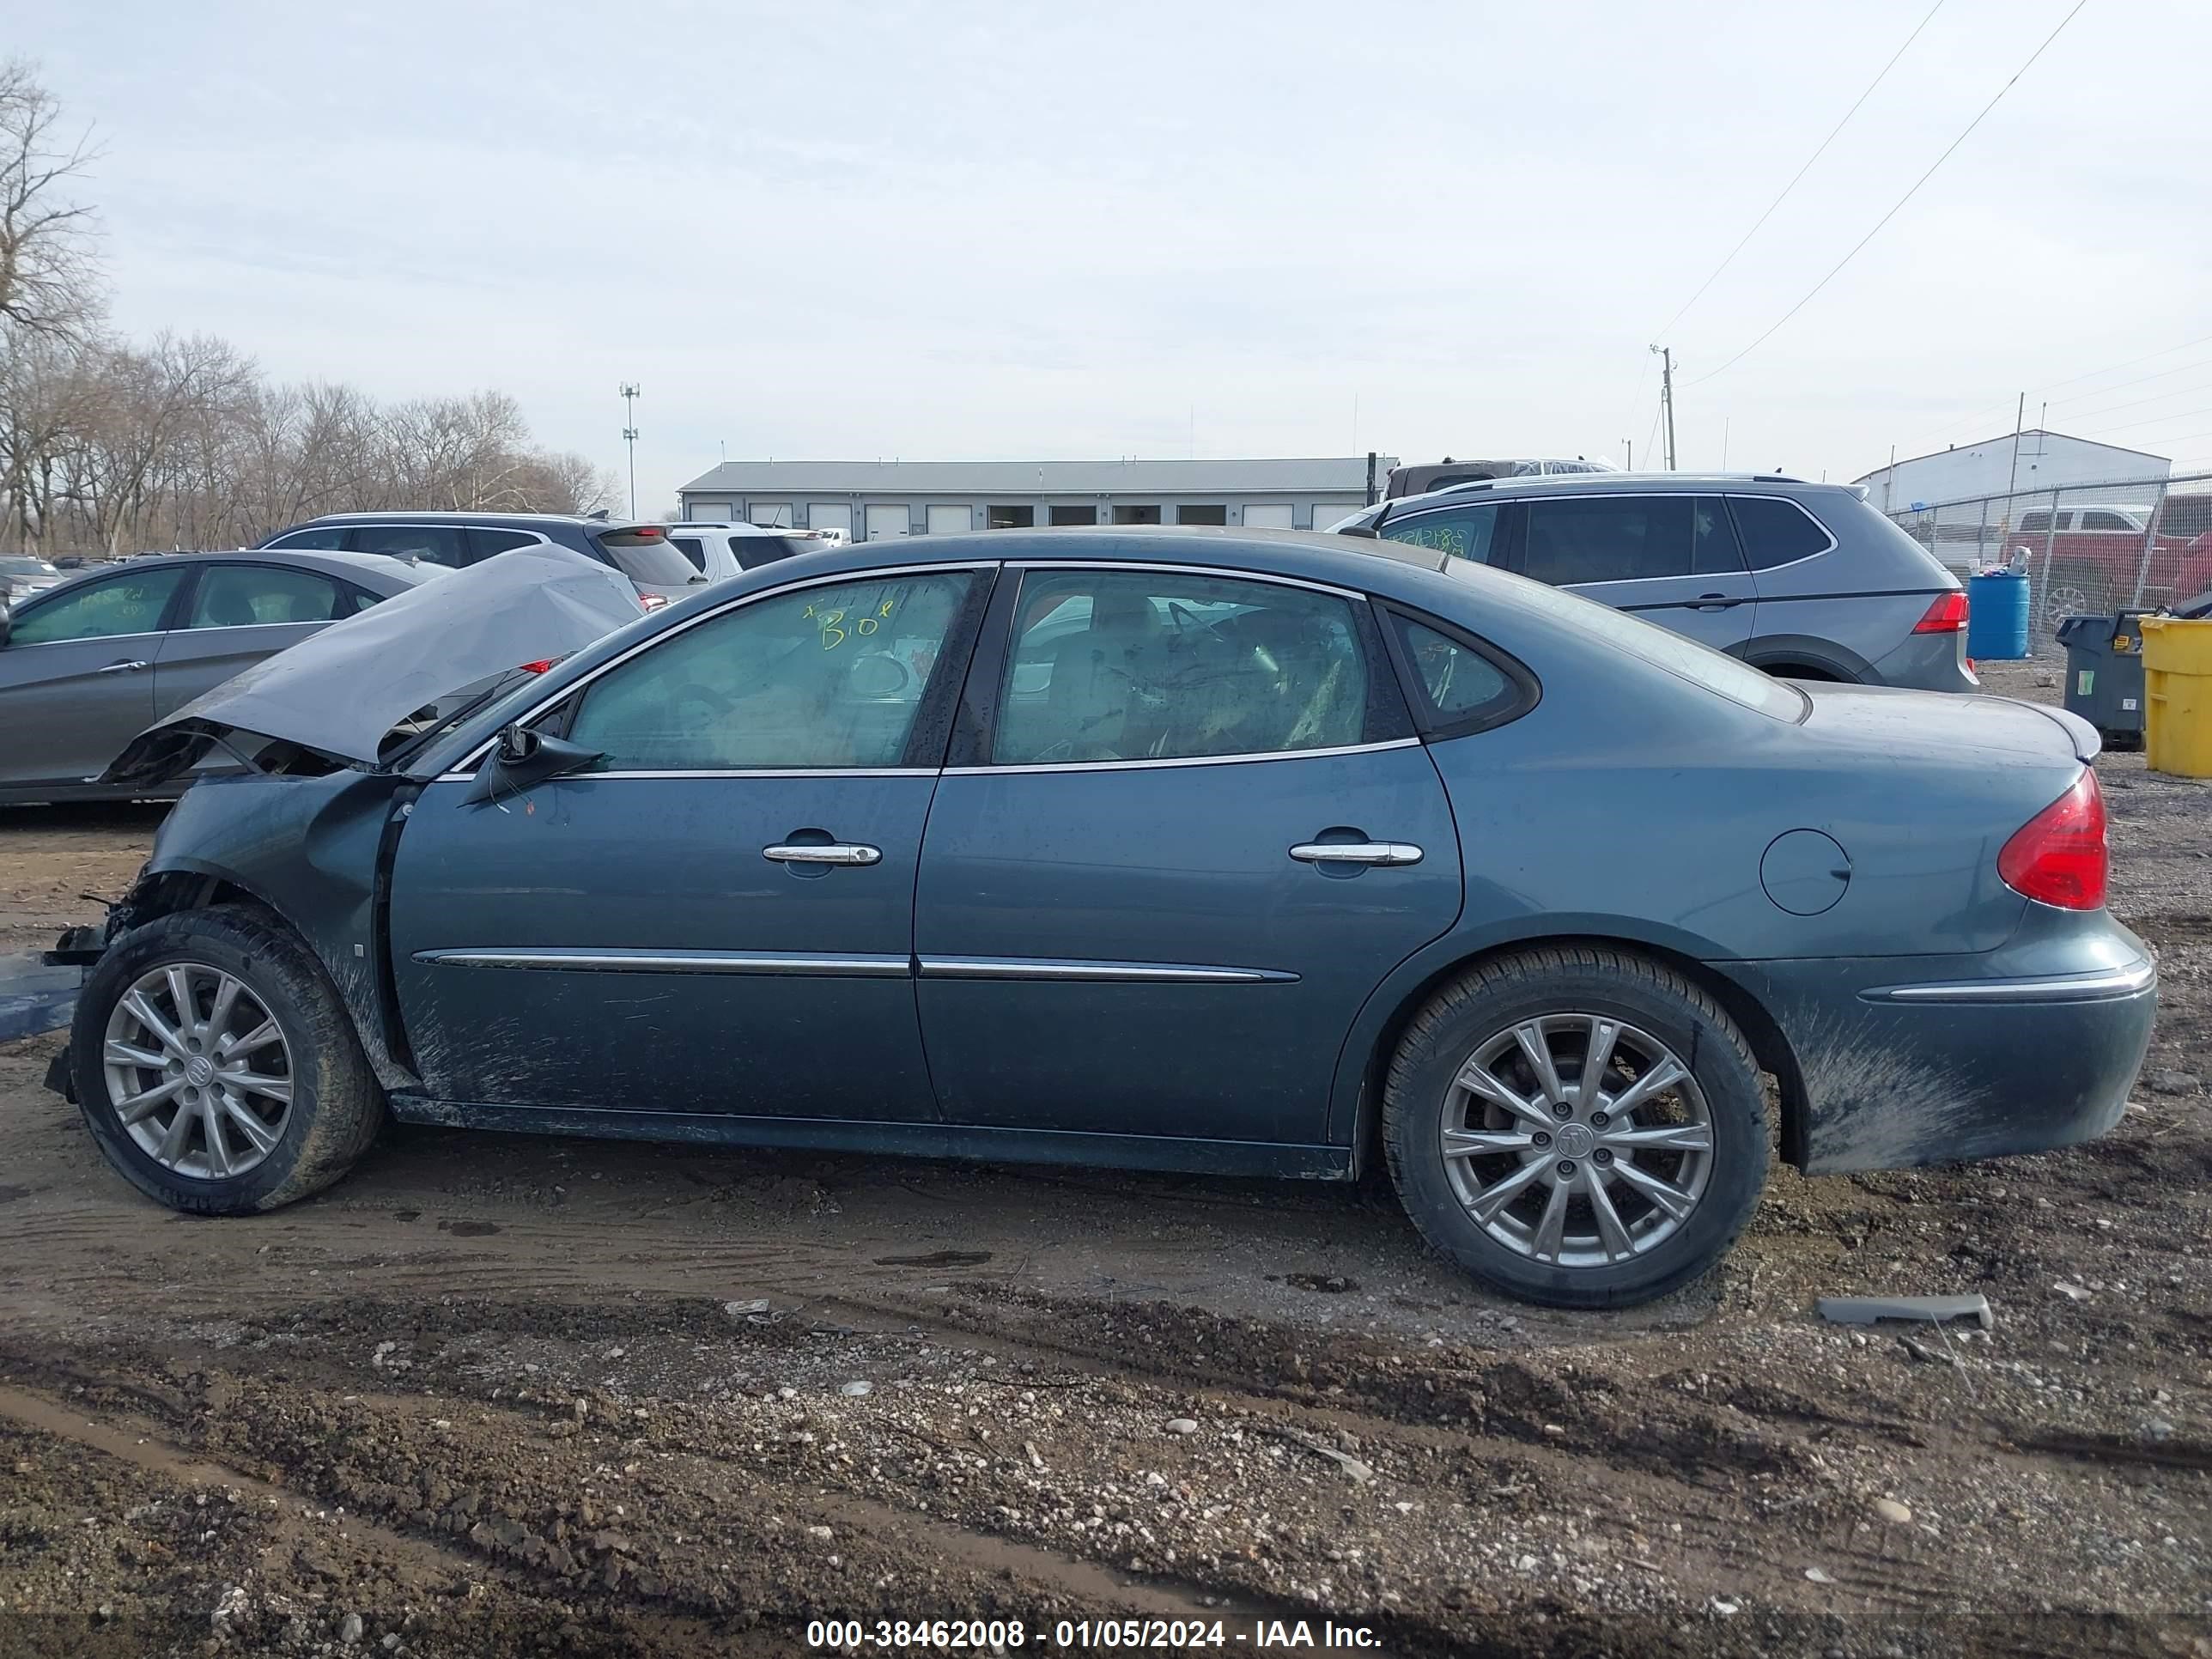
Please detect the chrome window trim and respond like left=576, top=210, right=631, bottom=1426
left=1859, top=959, right=2155, bottom=1004
left=919, top=956, right=1297, bottom=984
left=447, top=560, right=998, bottom=772
left=944, top=737, right=1420, bottom=778
left=1005, top=558, right=1366, bottom=602
left=413, top=948, right=908, bottom=977
left=431, top=766, right=937, bottom=782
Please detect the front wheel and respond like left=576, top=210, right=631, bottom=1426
left=1382, top=945, right=1769, bottom=1308
left=70, top=905, right=384, bottom=1214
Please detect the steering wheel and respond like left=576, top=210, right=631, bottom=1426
left=1166, top=600, right=1201, bottom=634
left=844, top=652, right=914, bottom=700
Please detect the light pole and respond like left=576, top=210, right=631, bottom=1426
left=619, top=383, right=641, bottom=518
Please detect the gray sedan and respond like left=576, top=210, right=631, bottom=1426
left=0, top=549, right=436, bottom=805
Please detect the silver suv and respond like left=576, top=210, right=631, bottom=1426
left=1334, top=473, right=1975, bottom=692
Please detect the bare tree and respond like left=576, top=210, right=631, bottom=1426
left=0, top=59, right=100, bottom=341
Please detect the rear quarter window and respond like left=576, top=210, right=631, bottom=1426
left=1725, top=496, right=1834, bottom=569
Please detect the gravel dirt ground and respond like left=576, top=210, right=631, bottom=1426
left=0, top=658, right=2206, bottom=1658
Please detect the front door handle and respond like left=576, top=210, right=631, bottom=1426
left=97, top=659, right=150, bottom=674
left=763, top=842, right=882, bottom=867
left=1690, top=593, right=1741, bottom=611
left=1290, top=842, right=1424, bottom=867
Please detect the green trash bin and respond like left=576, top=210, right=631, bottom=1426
left=2056, top=609, right=2159, bottom=750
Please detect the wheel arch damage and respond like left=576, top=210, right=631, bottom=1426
left=89, top=769, right=420, bottom=1094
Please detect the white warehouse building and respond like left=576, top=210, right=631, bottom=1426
left=1854, top=429, right=2169, bottom=514
left=675, top=456, right=1396, bottom=541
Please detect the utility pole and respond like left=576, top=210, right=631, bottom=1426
left=1650, top=345, right=1677, bottom=471
left=619, top=383, right=641, bottom=518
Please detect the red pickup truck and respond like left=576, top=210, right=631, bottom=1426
left=2008, top=501, right=2212, bottom=626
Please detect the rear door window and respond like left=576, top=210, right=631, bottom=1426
left=1379, top=503, right=1503, bottom=564
left=184, top=564, right=350, bottom=628
left=2080, top=510, right=2136, bottom=532
left=469, top=528, right=542, bottom=561
left=668, top=535, right=709, bottom=572
left=1725, top=496, right=1834, bottom=569
left=1522, top=496, right=1696, bottom=585
left=353, top=524, right=468, bottom=566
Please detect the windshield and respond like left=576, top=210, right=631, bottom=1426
left=1449, top=562, right=1808, bottom=721
left=592, top=526, right=705, bottom=586
left=1, top=556, right=58, bottom=576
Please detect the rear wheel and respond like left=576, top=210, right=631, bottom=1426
left=1382, top=945, right=1769, bottom=1308
left=70, top=906, right=384, bottom=1215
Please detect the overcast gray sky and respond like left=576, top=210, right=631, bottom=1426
left=25, top=0, right=2212, bottom=510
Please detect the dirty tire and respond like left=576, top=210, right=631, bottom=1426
left=1382, top=945, right=1767, bottom=1309
left=70, top=905, right=384, bottom=1215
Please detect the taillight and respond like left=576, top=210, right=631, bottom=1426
left=638, top=592, right=669, bottom=611
left=519, top=659, right=554, bottom=674
left=1998, top=770, right=2107, bottom=910
left=1913, top=591, right=1968, bottom=633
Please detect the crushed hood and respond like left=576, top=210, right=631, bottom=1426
left=101, top=547, right=644, bottom=787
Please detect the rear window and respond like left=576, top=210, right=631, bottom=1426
left=592, top=526, right=699, bottom=586
left=1449, top=564, right=1807, bottom=721
left=1725, top=495, right=1833, bottom=568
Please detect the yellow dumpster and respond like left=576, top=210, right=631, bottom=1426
left=2141, top=616, right=2212, bottom=778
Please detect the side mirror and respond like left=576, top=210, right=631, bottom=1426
left=0, top=600, right=11, bottom=648
left=462, top=724, right=599, bottom=805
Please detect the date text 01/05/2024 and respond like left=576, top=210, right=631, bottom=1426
left=804, top=1618, right=1384, bottom=1650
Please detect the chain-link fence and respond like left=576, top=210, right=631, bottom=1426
left=1882, top=472, right=2212, bottom=656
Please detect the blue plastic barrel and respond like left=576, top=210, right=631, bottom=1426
left=1966, top=571, right=2031, bottom=660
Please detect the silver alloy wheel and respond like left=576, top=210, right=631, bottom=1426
left=1440, top=1013, right=1714, bottom=1268
left=101, top=961, right=295, bottom=1180
left=2045, top=583, right=2092, bottom=633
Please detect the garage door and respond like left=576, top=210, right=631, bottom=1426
left=1309, top=504, right=1359, bottom=531
left=1242, top=503, right=1295, bottom=530
left=809, top=504, right=853, bottom=538
left=864, top=505, right=910, bottom=542
left=926, top=504, right=972, bottom=536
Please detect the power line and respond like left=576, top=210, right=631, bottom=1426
left=2051, top=373, right=2212, bottom=425
left=2048, top=355, right=2212, bottom=413
left=1690, top=0, right=2090, bottom=389
left=1654, top=0, right=1947, bottom=342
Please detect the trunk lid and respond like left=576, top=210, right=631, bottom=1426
left=1796, top=683, right=2099, bottom=767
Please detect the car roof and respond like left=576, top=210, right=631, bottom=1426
left=18, top=546, right=434, bottom=602
left=1371, top=470, right=1863, bottom=516
left=297, top=510, right=660, bottom=531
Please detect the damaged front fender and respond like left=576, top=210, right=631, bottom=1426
left=100, top=768, right=421, bottom=1091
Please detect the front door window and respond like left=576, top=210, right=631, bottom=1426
left=566, top=571, right=974, bottom=770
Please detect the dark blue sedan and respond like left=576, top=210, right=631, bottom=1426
left=49, top=532, right=2155, bottom=1307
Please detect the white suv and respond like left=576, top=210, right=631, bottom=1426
left=666, top=523, right=842, bottom=582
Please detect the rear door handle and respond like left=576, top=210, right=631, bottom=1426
left=1290, top=842, right=1425, bottom=867
left=763, top=842, right=882, bottom=866
left=98, top=659, right=150, bottom=674
left=1690, top=594, right=1743, bottom=611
